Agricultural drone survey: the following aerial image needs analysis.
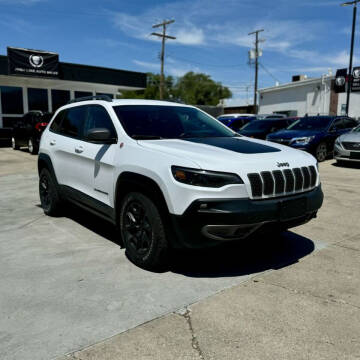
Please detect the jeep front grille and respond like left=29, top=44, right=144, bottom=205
left=342, top=141, right=360, bottom=151
left=247, top=165, right=317, bottom=198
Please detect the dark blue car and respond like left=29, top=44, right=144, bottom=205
left=266, top=116, right=358, bottom=162
left=240, top=118, right=297, bottom=140
left=217, top=114, right=256, bottom=132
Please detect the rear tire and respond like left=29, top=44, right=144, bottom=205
left=28, top=138, right=38, bottom=155
left=120, top=192, right=169, bottom=270
left=11, top=137, right=19, bottom=150
left=315, top=142, right=327, bottom=162
left=39, top=168, right=62, bottom=216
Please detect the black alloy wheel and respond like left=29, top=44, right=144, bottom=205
left=39, top=168, right=62, bottom=216
left=120, top=192, right=168, bottom=270
left=39, top=174, right=51, bottom=211
left=123, top=200, right=153, bottom=255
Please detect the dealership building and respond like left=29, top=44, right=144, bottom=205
left=258, top=73, right=360, bottom=119
left=0, top=47, right=146, bottom=129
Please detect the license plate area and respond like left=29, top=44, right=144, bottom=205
left=279, top=197, right=307, bottom=220
left=350, top=152, right=360, bottom=160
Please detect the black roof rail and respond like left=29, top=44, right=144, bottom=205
left=67, top=95, right=113, bottom=104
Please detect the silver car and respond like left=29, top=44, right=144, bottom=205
left=334, top=125, right=360, bottom=163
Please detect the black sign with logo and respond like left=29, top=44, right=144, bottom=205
left=351, top=66, right=360, bottom=92
left=334, top=68, right=347, bottom=93
left=7, top=47, right=59, bottom=78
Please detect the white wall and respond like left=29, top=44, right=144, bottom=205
left=259, top=78, right=332, bottom=117
left=337, top=92, right=360, bottom=118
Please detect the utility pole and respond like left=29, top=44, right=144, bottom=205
left=341, top=0, right=360, bottom=116
left=151, top=19, right=176, bottom=100
left=248, top=29, right=264, bottom=114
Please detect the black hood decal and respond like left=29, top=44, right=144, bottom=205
left=184, top=137, right=280, bottom=154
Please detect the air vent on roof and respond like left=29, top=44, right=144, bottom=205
left=292, top=75, right=308, bottom=82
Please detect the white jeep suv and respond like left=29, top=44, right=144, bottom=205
left=38, top=96, right=323, bottom=269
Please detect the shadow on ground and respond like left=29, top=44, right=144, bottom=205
left=169, top=231, right=314, bottom=278
left=54, top=203, right=315, bottom=278
left=331, top=160, right=360, bottom=169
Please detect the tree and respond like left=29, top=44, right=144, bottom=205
left=117, top=73, right=175, bottom=100
left=118, top=71, right=232, bottom=106
left=174, top=72, right=232, bottom=106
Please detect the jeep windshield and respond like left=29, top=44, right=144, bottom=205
left=287, top=117, right=333, bottom=131
left=114, top=105, right=236, bottom=139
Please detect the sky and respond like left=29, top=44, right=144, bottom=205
left=0, top=0, right=359, bottom=105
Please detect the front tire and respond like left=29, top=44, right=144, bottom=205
left=315, top=142, right=327, bottom=162
left=39, top=168, right=62, bottom=216
left=120, top=192, right=168, bottom=270
left=11, top=137, right=19, bottom=150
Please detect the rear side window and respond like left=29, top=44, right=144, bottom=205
left=50, top=110, right=65, bottom=133
left=84, top=105, right=117, bottom=138
left=61, top=106, right=87, bottom=139
left=343, top=118, right=357, bottom=129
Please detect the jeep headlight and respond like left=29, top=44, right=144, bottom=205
left=290, top=136, right=315, bottom=145
left=171, top=166, right=243, bottom=188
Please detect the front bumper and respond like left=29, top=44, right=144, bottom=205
left=171, top=185, right=323, bottom=248
left=334, top=143, right=360, bottom=162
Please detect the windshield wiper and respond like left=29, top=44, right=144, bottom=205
left=131, top=135, right=163, bottom=140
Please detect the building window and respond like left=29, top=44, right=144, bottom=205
left=51, top=90, right=70, bottom=111
left=96, top=93, right=114, bottom=99
left=75, top=91, right=92, bottom=99
left=0, top=86, right=24, bottom=114
left=28, top=88, right=48, bottom=112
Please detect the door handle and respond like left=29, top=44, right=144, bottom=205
left=50, top=140, right=56, bottom=146
left=75, top=145, right=84, bottom=154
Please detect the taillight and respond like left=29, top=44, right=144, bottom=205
left=35, top=122, right=48, bottom=131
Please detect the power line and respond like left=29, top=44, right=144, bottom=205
left=259, top=63, right=281, bottom=83
left=151, top=19, right=176, bottom=100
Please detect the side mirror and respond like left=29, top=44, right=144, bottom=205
left=86, top=128, right=116, bottom=144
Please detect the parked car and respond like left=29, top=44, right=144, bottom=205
left=334, top=124, right=360, bottom=164
left=266, top=116, right=358, bottom=162
left=256, top=114, right=287, bottom=120
left=239, top=118, right=298, bottom=139
left=38, top=97, right=323, bottom=270
left=217, top=113, right=256, bottom=132
left=12, top=111, right=52, bottom=154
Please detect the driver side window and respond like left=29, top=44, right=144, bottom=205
left=331, top=119, right=343, bottom=131
left=84, top=105, right=117, bottom=140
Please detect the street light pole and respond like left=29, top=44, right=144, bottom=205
left=342, top=0, right=360, bottom=116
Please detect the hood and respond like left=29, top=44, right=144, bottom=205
left=137, top=136, right=316, bottom=174
left=339, top=131, right=360, bottom=142
left=268, top=129, right=323, bottom=140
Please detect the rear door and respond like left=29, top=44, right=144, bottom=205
left=50, top=105, right=88, bottom=194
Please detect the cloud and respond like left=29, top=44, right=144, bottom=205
left=113, top=11, right=205, bottom=46
left=174, top=27, right=205, bottom=45
left=133, top=58, right=200, bottom=77
left=133, top=60, right=159, bottom=70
